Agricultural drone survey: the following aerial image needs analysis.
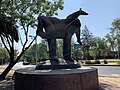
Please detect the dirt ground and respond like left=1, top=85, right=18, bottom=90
left=0, top=68, right=14, bottom=78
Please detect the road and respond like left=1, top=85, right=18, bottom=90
left=89, top=66, right=120, bottom=76
left=13, top=62, right=35, bottom=70
left=1, top=62, right=120, bottom=76
left=0, top=62, right=35, bottom=70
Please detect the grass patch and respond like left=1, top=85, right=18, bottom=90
left=85, top=60, right=92, bottom=64
left=117, top=60, right=120, bottom=65
left=79, top=59, right=119, bottom=65
left=84, top=60, right=101, bottom=64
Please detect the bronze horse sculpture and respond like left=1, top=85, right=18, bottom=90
left=36, top=8, right=88, bottom=69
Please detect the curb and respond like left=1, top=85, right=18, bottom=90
left=81, top=64, right=120, bottom=66
left=99, top=74, right=120, bottom=78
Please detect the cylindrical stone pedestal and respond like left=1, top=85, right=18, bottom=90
left=15, top=67, right=99, bottom=90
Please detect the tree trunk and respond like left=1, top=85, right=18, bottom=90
left=0, top=62, right=15, bottom=80
left=0, top=50, right=24, bottom=80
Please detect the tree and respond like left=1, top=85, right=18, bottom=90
left=56, top=39, right=63, bottom=58
left=0, top=40, right=3, bottom=48
left=111, top=18, right=120, bottom=59
left=0, top=0, right=63, bottom=80
left=112, top=18, right=120, bottom=31
left=105, top=18, right=120, bottom=59
left=0, top=48, right=9, bottom=64
left=22, top=38, right=39, bottom=63
left=105, top=33, right=115, bottom=51
left=22, top=40, right=48, bottom=63
left=22, top=39, right=64, bottom=62
left=37, top=40, right=48, bottom=60
left=90, top=37, right=109, bottom=60
left=104, top=33, right=116, bottom=58
left=81, top=25, right=93, bottom=60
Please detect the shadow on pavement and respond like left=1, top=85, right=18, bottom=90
left=0, top=79, right=14, bottom=90
left=99, top=82, right=120, bottom=90
left=99, top=82, right=112, bottom=90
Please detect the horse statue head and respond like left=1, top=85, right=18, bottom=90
left=79, top=8, right=88, bottom=15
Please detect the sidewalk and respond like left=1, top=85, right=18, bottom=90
left=99, top=76, right=120, bottom=90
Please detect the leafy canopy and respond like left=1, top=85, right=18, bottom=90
left=0, top=0, right=63, bottom=28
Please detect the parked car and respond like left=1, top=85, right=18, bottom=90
left=23, top=61, right=30, bottom=65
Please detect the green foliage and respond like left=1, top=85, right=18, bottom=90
left=0, top=41, right=2, bottom=48
left=37, top=40, right=49, bottom=59
left=81, top=61, right=84, bottom=64
left=85, top=60, right=92, bottom=64
left=56, top=39, right=63, bottom=57
left=117, top=60, right=120, bottom=65
left=22, top=44, right=36, bottom=61
left=103, top=59, right=108, bottom=64
left=0, top=0, right=64, bottom=79
left=85, top=60, right=101, bottom=64
left=112, top=18, right=120, bottom=31
left=22, top=40, right=49, bottom=62
left=81, top=18, right=120, bottom=60
left=0, top=0, right=64, bottom=59
left=89, top=37, right=108, bottom=60
left=0, top=48, right=9, bottom=59
left=0, top=48, right=9, bottom=64
left=109, top=18, right=120, bottom=59
left=93, top=60, right=101, bottom=64
left=0, top=0, right=63, bottom=28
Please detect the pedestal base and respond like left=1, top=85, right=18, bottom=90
left=35, top=58, right=80, bottom=70
left=35, top=64, right=80, bottom=70
left=15, top=67, right=99, bottom=90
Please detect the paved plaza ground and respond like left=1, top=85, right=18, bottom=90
left=99, top=76, right=120, bottom=90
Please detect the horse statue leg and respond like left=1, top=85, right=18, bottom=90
left=63, top=19, right=81, bottom=64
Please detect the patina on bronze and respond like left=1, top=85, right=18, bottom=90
left=36, top=8, right=88, bottom=70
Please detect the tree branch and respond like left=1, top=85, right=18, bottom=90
left=18, top=31, right=23, bottom=46
left=20, top=20, right=28, bottom=51
left=0, top=35, right=10, bottom=54
left=25, top=35, right=37, bottom=50
left=14, top=35, right=37, bottom=64
left=6, top=35, right=12, bottom=47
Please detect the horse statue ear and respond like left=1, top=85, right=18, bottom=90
left=79, top=8, right=82, bottom=11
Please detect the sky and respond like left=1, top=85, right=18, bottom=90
left=56, top=0, right=120, bottom=38
left=15, top=0, right=120, bottom=50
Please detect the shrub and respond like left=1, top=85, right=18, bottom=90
left=117, top=61, right=120, bottom=65
left=85, top=60, right=92, bottom=64
left=85, top=60, right=101, bottom=64
left=81, top=61, right=84, bottom=64
left=104, top=60, right=108, bottom=64
left=93, top=60, right=101, bottom=64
